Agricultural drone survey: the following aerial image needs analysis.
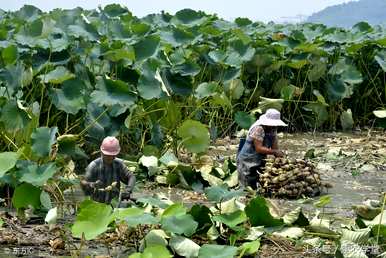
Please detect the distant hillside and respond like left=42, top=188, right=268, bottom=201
left=307, top=0, right=386, bottom=28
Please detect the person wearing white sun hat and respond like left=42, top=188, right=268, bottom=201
left=237, top=108, right=287, bottom=190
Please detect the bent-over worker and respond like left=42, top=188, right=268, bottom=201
left=81, top=136, right=136, bottom=204
left=237, top=108, right=287, bottom=190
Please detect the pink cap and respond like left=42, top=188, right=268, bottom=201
left=100, top=136, right=121, bottom=156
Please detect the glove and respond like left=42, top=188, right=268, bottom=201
left=121, top=192, right=132, bottom=201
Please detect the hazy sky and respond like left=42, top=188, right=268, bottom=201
left=2, top=0, right=354, bottom=22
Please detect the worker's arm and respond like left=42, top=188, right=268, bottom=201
left=80, top=162, right=102, bottom=194
left=253, top=138, right=282, bottom=156
left=119, top=162, right=136, bottom=200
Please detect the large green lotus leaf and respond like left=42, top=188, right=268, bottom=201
left=19, top=162, right=57, bottom=186
left=57, top=134, right=87, bottom=159
left=308, top=61, right=327, bottom=82
left=189, top=204, right=212, bottom=232
left=0, top=152, right=19, bottom=177
left=134, top=35, right=160, bottom=62
left=12, top=183, right=41, bottom=209
left=15, top=5, right=42, bottom=21
left=245, top=196, right=284, bottom=227
left=208, top=50, right=227, bottom=63
left=235, top=111, right=255, bottom=129
left=224, top=79, right=244, bottom=100
left=72, top=200, right=113, bottom=240
left=0, top=100, right=31, bottom=133
left=177, top=120, right=209, bottom=153
left=103, top=47, right=135, bottom=62
left=137, top=74, right=162, bottom=100
left=67, top=24, right=98, bottom=41
left=340, top=65, right=363, bottom=85
left=194, top=82, right=219, bottom=99
left=211, top=93, right=232, bottom=109
left=228, top=40, right=255, bottom=62
left=91, top=76, right=136, bottom=107
left=327, top=78, right=353, bottom=102
left=161, top=69, right=193, bottom=96
left=374, top=50, right=386, bottom=72
left=172, top=61, right=201, bottom=77
left=130, top=22, right=151, bottom=36
left=112, top=207, right=159, bottom=227
left=329, top=57, right=347, bottom=75
left=238, top=240, right=261, bottom=256
left=220, top=67, right=241, bottom=83
left=40, top=191, right=52, bottom=210
left=143, top=229, right=169, bottom=247
left=170, top=235, right=200, bottom=258
left=39, top=66, right=75, bottom=84
left=224, top=50, right=243, bottom=67
left=171, top=9, right=207, bottom=27
left=252, top=97, right=284, bottom=114
left=204, top=185, right=243, bottom=203
left=136, top=196, right=171, bottom=209
left=2, top=45, right=18, bottom=65
left=0, top=63, right=27, bottom=95
left=160, top=27, right=196, bottom=47
left=212, top=210, right=247, bottom=228
left=129, top=245, right=172, bottom=258
left=31, top=127, right=58, bottom=158
left=49, top=78, right=87, bottom=114
left=162, top=203, right=187, bottom=218
left=103, top=4, right=129, bottom=17
left=161, top=214, right=198, bottom=237
left=303, top=103, right=328, bottom=127
left=85, top=103, right=120, bottom=142
left=340, top=109, right=354, bottom=131
left=198, top=244, right=238, bottom=258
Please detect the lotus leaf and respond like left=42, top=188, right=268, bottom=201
left=71, top=200, right=113, bottom=240
left=245, top=196, right=284, bottom=227
left=12, top=183, right=41, bottom=209
left=0, top=152, right=19, bottom=177
left=31, top=127, right=58, bottom=158
left=178, top=120, right=209, bottom=153
left=198, top=244, right=238, bottom=258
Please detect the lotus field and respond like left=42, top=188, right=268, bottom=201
left=0, top=4, right=385, bottom=258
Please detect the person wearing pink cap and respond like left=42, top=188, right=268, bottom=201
left=81, top=136, right=136, bottom=205
left=237, top=108, right=287, bottom=190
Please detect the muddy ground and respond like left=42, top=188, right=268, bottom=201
left=0, top=131, right=385, bottom=257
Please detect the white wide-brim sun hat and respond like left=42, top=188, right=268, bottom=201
left=255, top=109, right=287, bottom=127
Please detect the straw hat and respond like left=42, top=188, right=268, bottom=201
left=256, top=109, right=287, bottom=127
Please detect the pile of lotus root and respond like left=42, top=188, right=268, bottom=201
left=259, top=157, right=332, bottom=198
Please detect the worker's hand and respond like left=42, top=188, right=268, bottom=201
left=273, top=150, right=284, bottom=157
left=90, top=180, right=102, bottom=188
left=121, top=192, right=132, bottom=201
